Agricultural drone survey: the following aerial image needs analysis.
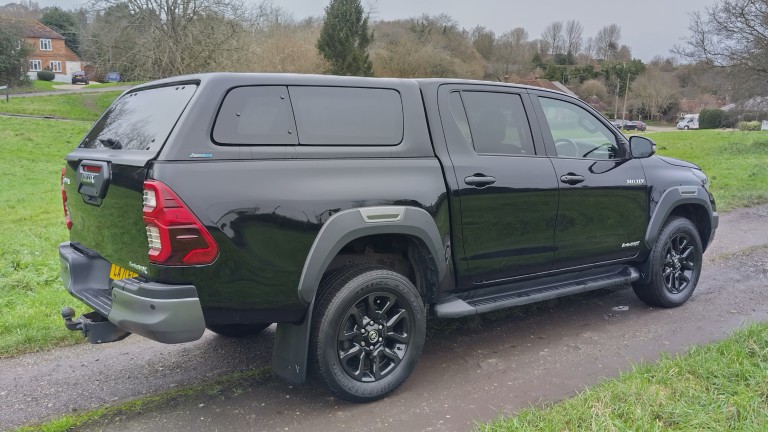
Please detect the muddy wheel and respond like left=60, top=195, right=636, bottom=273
left=310, top=265, right=426, bottom=402
left=206, top=323, right=271, bottom=337
left=633, top=217, right=703, bottom=307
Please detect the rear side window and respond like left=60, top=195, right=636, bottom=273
left=461, top=91, right=536, bottom=156
left=213, top=86, right=297, bottom=145
left=80, top=85, right=197, bottom=151
left=289, top=87, right=404, bottom=145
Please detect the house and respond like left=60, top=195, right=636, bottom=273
left=5, top=19, right=84, bottom=83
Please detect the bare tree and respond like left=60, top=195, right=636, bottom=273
left=0, top=1, right=42, bottom=19
left=470, top=25, right=495, bottom=61
left=675, top=0, right=768, bottom=99
left=631, top=68, right=679, bottom=121
left=594, top=24, right=621, bottom=60
left=564, top=20, right=583, bottom=55
left=541, top=21, right=564, bottom=55
left=85, top=0, right=272, bottom=79
left=492, top=27, right=530, bottom=77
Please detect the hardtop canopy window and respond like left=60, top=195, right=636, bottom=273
left=212, top=85, right=404, bottom=146
left=79, top=85, right=197, bottom=152
left=289, top=87, right=404, bottom=146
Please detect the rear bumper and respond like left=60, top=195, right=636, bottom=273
left=59, top=242, right=205, bottom=344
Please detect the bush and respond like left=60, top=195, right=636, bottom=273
left=699, top=108, right=727, bottom=129
left=36, top=70, right=55, bottom=81
left=737, top=121, right=762, bottom=131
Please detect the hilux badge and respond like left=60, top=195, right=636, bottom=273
left=81, top=173, right=95, bottom=184
left=626, top=179, right=645, bottom=185
left=622, top=241, right=640, bottom=248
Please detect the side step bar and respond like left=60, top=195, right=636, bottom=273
left=434, top=265, right=640, bottom=318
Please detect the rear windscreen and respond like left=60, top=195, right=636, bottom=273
left=79, top=85, right=197, bottom=151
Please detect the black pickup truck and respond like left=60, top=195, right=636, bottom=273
left=59, top=73, right=718, bottom=402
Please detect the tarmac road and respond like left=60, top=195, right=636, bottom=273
left=2, top=205, right=767, bottom=431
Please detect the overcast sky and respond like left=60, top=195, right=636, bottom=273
left=21, top=0, right=719, bottom=60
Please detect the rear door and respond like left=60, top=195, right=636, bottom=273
left=529, top=92, right=648, bottom=269
left=438, top=84, right=559, bottom=286
left=63, top=84, right=197, bottom=275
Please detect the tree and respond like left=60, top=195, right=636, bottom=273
left=492, top=27, right=530, bottom=78
left=85, top=0, right=260, bottom=80
left=317, top=0, right=374, bottom=76
left=677, top=0, right=768, bottom=74
left=541, top=21, right=564, bottom=55
left=41, top=7, right=80, bottom=55
left=0, top=1, right=42, bottom=19
left=0, top=20, right=32, bottom=88
left=470, top=25, right=495, bottom=61
left=631, top=69, right=679, bottom=121
left=564, top=20, right=583, bottom=57
left=594, top=24, right=622, bottom=60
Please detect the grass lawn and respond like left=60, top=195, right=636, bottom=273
left=0, top=91, right=120, bottom=121
left=649, top=130, right=768, bottom=211
left=478, top=322, right=768, bottom=431
left=0, top=117, right=91, bottom=357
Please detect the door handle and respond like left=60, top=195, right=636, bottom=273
left=464, top=175, right=497, bottom=187
left=560, top=174, right=585, bottom=185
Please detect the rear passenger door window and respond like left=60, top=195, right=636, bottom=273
left=460, top=92, right=535, bottom=156
left=289, top=87, right=404, bottom=146
left=213, top=86, right=297, bottom=145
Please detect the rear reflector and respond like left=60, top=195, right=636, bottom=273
left=61, top=166, right=72, bottom=230
left=81, top=164, right=102, bottom=174
left=142, top=180, right=218, bottom=265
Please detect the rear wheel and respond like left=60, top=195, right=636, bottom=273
left=633, top=217, right=703, bottom=307
left=310, top=265, right=426, bottom=402
left=206, top=323, right=271, bottom=337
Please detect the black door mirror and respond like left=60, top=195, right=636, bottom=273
left=629, top=135, right=656, bottom=158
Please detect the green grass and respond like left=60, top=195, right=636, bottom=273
left=0, top=117, right=91, bottom=357
left=14, top=367, right=271, bottom=432
left=478, top=322, right=768, bottom=431
left=0, top=91, right=120, bottom=121
left=649, top=130, right=768, bottom=211
left=84, top=81, right=141, bottom=89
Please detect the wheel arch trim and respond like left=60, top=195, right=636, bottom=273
left=297, top=206, right=447, bottom=304
left=645, top=186, right=717, bottom=250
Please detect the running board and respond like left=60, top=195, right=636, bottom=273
left=434, top=265, right=640, bottom=318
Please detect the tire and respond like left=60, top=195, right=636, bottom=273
left=684, top=126, right=689, bottom=130
left=310, top=265, right=426, bottom=402
left=206, top=323, right=271, bottom=337
left=632, top=217, right=703, bottom=307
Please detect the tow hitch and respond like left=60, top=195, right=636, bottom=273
left=61, top=307, right=131, bottom=344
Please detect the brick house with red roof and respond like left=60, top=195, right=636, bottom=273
left=5, top=19, right=84, bottom=82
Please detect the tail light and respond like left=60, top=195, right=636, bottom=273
left=142, top=180, right=218, bottom=265
left=61, top=166, right=72, bottom=230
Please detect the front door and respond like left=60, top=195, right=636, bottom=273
left=530, top=93, right=649, bottom=269
left=439, top=85, right=559, bottom=286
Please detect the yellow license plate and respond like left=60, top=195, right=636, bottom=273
left=109, top=263, right=138, bottom=280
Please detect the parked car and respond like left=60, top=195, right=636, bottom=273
left=71, top=71, right=89, bottom=85
left=104, top=71, right=121, bottom=82
left=59, top=73, right=718, bottom=402
left=610, top=119, right=627, bottom=129
left=624, top=121, right=647, bottom=131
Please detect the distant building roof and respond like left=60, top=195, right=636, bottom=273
left=0, top=18, right=65, bottom=40
left=516, top=79, right=577, bottom=97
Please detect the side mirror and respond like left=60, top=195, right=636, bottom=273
left=629, top=135, right=656, bottom=158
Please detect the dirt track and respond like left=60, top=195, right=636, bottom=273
left=2, top=205, right=767, bottom=431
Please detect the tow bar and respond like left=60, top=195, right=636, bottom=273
left=61, top=307, right=131, bottom=344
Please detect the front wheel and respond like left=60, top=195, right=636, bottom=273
left=310, top=265, right=426, bottom=402
left=632, top=217, right=703, bottom=307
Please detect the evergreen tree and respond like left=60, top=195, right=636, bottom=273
left=41, top=7, right=81, bottom=55
left=0, top=21, right=32, bottom=88
left=317, top=0, right=374, bottom=76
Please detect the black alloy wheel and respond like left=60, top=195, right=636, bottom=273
left=311, top=265, right=426, bottom=402
left=662, top=233, right=696, bottom=294
left=632, top=217, right=703, bottom=308
left=336, top=292, right=411, bottom=382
